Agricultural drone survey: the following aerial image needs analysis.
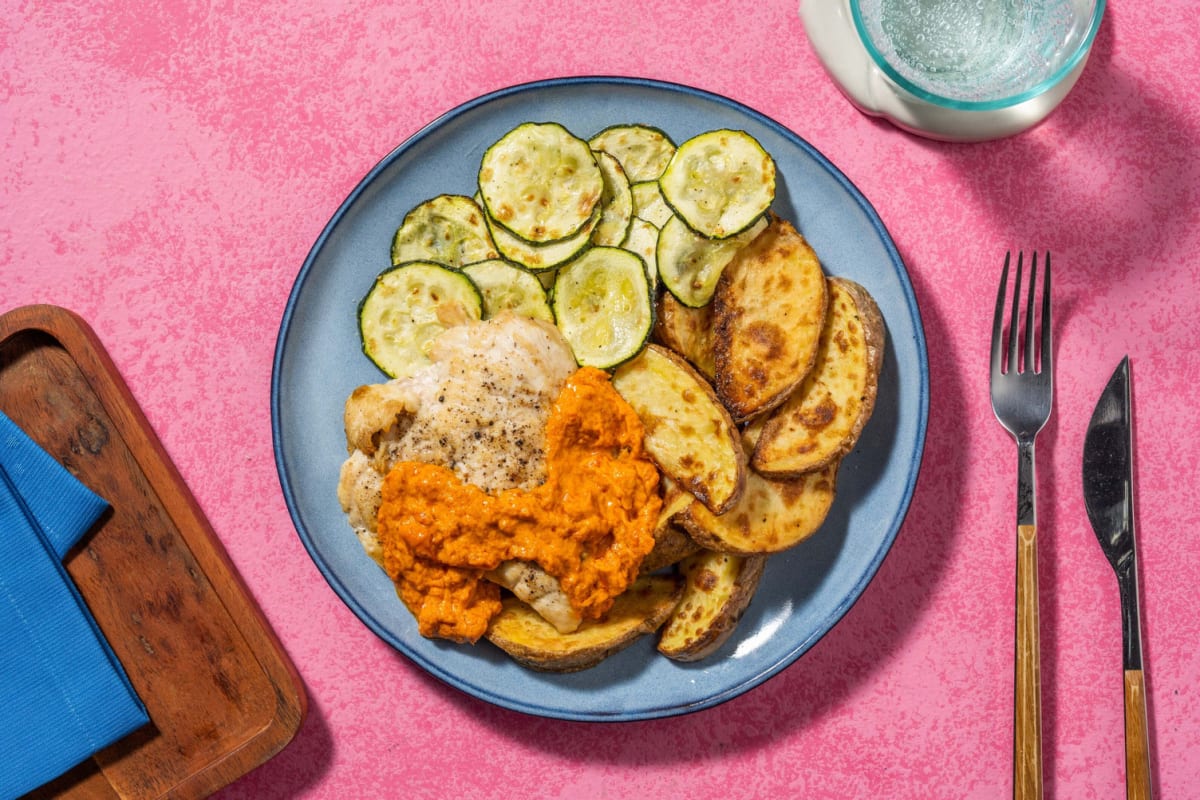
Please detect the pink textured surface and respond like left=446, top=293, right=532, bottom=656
left=3, top=1, right=1199, bottom=797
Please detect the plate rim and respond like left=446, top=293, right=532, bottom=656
left=271, top=75, right=929, bottom=721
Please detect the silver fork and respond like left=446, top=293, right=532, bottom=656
left=990, top=251, right=1053, bottom=800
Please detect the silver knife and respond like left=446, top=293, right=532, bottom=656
left=1082, top=356, right=1153, bottom=799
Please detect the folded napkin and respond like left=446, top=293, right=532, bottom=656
left=0, top=413, right=110, bottom=558
left=0, top=412, right=149, bottom=800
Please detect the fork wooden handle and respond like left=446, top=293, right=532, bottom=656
left=1124, top=669, right=1153, bottom=799
left=1015, top=523, right=1043, bottom=800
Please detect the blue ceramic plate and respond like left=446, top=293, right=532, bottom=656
left=272, top=77, right=928, bottom=721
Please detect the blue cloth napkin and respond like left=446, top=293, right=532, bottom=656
left=0, top=412, right=149, bottom=800
left=0, top=413, right=110, bottom=558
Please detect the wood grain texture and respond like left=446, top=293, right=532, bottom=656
left=0, top=305, right=306, bottom=800
left=1124, top=669, right=1153, bottom=799
left=1014, top=523, right=1043, bottom=800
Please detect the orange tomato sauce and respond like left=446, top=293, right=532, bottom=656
left=376, top=366, right=662, bottom=643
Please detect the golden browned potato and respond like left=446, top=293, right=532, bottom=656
left=485, top=575, right=683, bottom=672
left=612, top=344, right=746, bottom=514
left=677, top=418, right=838, bottom=554
left=679, top=462, right=838, bottom=554
left=711, top=216, right=828, bottom=422
left=658, top=550, right=767, bottom=661
left=653, top=290, right=716, bottom=379
left=752, top=277, right=885, bottom=477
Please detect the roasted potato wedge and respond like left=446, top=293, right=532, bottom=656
left=711, top=216, right=828, bottom=421
left=658, top=550, right=766, bottom=661
left=485, top=574, right=683, bottom=672
left=653, top=290, right=716, bottom=380
left=612, top=344, right=746, bottom=514
left=680, top=462, right=838, bottom=554
left=753, top=277, right=885, bottom=477
left=678, top=418, right=838, bottom=554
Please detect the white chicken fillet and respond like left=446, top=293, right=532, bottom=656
left=337, top=312, right=584, bottom=632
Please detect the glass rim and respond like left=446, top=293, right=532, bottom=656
left=849, top=0, right=1106, bottom=111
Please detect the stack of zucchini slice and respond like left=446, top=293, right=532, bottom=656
left=357, top=120, right=776, bottom=377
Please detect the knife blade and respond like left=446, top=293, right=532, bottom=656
left=1082, top=356, right=1152, bottom=799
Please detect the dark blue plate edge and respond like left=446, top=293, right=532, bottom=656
left=270, top=75, right=930, bottom=723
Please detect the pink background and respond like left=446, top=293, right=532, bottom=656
left=4, top=1, right=1199, bottom=798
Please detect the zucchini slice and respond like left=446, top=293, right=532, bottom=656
left=462, top=259, right=554, bottom=323
left=658, top=129, right=776, bottom=239
left=621, top=216, right=660, bottom=290
left=390, top=194, right=498, bottom=267
left=478, top=122, right=603, bottom=244
left=487, top=203, right=599, bottom=272
left=358, top=261, right=483, bottom=378
left=552, top=247, right=654, bottom=369
left=630, top=181, right=673, bottom=229
left=657, top=214, right=768, bottom=307
left=590, top=150, right=634, bottom=247
left=588, top=124, right=677, bottom=183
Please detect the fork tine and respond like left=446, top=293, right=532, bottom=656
left=991, top=252, right=1012, bottom=376
left=1040, top=252, right=1052, bottom=375
left=1008, top=251, right=1024, bottom=374
left=1023, top=253, right=1038, bottom=374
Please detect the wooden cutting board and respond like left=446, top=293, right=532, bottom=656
left=0, top=305, right=306, bottom=800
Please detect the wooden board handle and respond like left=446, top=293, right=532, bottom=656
left=1014, top=523, right=1043, bottom=800
left=1124, top=669, right=1153, bottom=799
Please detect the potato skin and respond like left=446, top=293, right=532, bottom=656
left=640, top=524, right=701, bottom=574
left=711, top=216, right=828, bottom=422
left=752, top=277, right=886, bottom=477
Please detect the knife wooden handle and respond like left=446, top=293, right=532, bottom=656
left=1014, top=523, right=1043, bottom=800
left=1124, top=669, right=1152, bottom=799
